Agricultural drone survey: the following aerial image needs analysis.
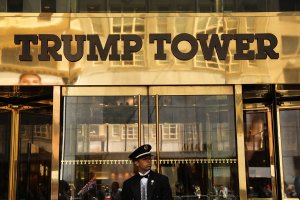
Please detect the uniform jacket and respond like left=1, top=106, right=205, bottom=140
left=121, top=170, right=172, bottom=200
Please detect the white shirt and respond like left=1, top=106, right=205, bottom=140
left=139, top=171, right=150, bottom=200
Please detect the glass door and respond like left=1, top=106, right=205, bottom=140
left=0, top=110, right=11, bottom=200
left=243, top=108, right=276, bottom=199
left=17, top=108, right=53, bottom=200
left=61, top=86, right=239, bottom=200
left=0, top=86, right=53, bottom=200
left=61, top=86, right=148, bottom=199
left=278, top=108, right=300, bottom=199
left=275, top=84, right=300, bottom=199
left=148, top=86, right=239, bottom=199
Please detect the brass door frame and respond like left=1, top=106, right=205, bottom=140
left=235, top=85, right=248, bottom=200
left=148, top=86, right=233, bottom=95
left=243, top=105, right=277, bottom=200
left=51, top=86, right=61, bottom=200
left=8, top=109, right=19, bottom=200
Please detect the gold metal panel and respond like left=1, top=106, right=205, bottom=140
left=243, top=104, right=270, bottom=110
left=222, top=14, right=298, bottom=84
left=0, top=13, right=70, bottom=86
left=278, top=104, right=300, bottom=109
left=62, top=86, right=148, bottom=96
left=234, top=85, right=247, bottom=200
left=149, top=86, right=233, bottom=95
left=0, top=12, right=299, bottom=85
left=51, top=86, right=60, bottom=200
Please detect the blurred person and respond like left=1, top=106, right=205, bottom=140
left=111, top=182, right=121, bottom=200
left=19, top=73, right=41, bottom=85
left=245, top=116, right=264, bottom=151
left=59, top=180, right=70, bottom=200
left=295, top=176, right=300, bottom=198
left=78, top=172, right=97, bottom=200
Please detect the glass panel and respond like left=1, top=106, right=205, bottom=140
left=6, top=0, right=70, bottom=12
left=109, top=0, right=147, bottom=12
left=279, top=109, right=300, bottom=198
left=158, top=95, right=238, bottom=199
left=17, top=109, right=53, bottom=199
left=76, top=0, right=106, bottom=12
left=41, top=0, right=56, bottom=12
left=197, top=0, right=217, bottom=12
left=23, top=0, right=41, bottom=12
left=279, top=0, right=300, bottom=11
left=149, top=0, right=197, bottom=12
left=61, top=96, right=139, bottom=200
left=7, top=0, right=23, bottom=12
left=141, top=95, right=156, bottom=149
left=4, top=0, right=300, bottom=12
left=0, top=111, right=11, bottom=200
left=0, top=0, right=7, bottom=12
left=244, top=111, right=273, bottom=198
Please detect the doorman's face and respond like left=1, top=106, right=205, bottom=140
left=135, top=155, right=152, bottom=173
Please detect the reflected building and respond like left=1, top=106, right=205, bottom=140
left=0, top=1, right=300, bottom=200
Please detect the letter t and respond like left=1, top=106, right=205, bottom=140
left=14, top=34, right=38, bottom=61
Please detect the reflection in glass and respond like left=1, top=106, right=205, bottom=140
left=157, top=95, right=238, bottom=199
left=141, top=96, right=156, bottom=150
left=244, top=112, right=272, bottom=198
left=76, top=0, right=106, bottom=12
left=0, top=111, right=11, bottom=200
left=109, top=0, right=147, bottom=12
left=6, top=0, right=70, bottom=12
left=4, top=0, right=300, bottom=13
left=149, top=0, right=197, bottom=12
left=62, top=92, right=238, bottom=199
left=17, top=110, right=53, bottom=200
left=61, top=96, right=139, bottom=199
left=280, top=109, right=300, bottom=198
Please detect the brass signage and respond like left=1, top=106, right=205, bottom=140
left=15, top=33, right=278, bottom=62
left=0, top=13, right=299, bottom=85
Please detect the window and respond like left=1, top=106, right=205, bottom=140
left=122, top=124, right=138, bottom=139
left=161, top=123, right=178, bottom=140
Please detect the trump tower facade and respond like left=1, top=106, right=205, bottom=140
left=0, top=0, right=300, bottom=199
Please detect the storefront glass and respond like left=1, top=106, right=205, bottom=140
left=2, top=0, right=300, bottom=13
left=156, top=95, right=238, bottom=199
left=17, top=108, right=53, bottom=199
left=0, top=111, right=11, bottom=200
left=61, top=86, right=239, bottom=199
left=244, top=111, right=273, bottom=198
left=279, top=109, right=300, bottom=198
left=61, top=95, right=140, bottom=199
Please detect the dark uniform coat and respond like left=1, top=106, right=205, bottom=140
left=122, top=170, right=173, bottom=200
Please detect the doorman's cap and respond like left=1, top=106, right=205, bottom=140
left=129, top=144, right=152, bottom=160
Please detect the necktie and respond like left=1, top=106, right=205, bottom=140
left=141, top=177, right=148, bottom=200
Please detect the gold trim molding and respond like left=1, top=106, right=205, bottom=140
left=61, top=158, right=237, bottom=165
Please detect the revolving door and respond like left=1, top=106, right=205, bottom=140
left=0, top=86, right=54, bottom=200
